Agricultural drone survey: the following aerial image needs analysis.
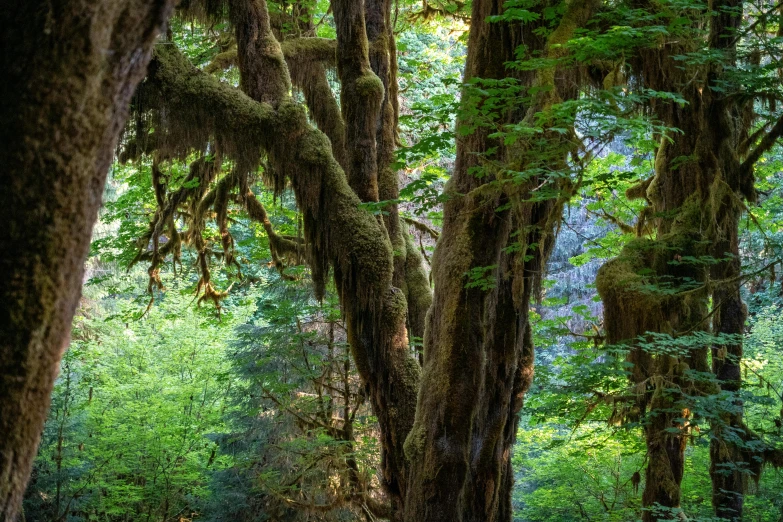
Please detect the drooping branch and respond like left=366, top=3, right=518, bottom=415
left=137, top=6, right=420, bottom=515
left=242, top=188, right=303, bottom=279
left=402, top=216, right=440, bottom=240
left=138, top=44, right=275, bottom=167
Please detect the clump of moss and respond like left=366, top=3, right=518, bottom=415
left=204, top=47, right=237, bottom=73
left=356, top=72, right=384, bottom=98
left=403, top=423, right=426, bottom=462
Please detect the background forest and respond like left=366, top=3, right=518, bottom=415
left=13, top=0, right=783, bottom=521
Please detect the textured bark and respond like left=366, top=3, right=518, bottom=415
left=709, top=220, right=746, bottom=522
left=707, top=4, right=750, bottom=519
left=597, top=2, right=758, bottom=520
left=0, top=0, right=173, bottom=519
left=332, top=0, right=384, bottom=202
left=403, top=1, right=596, bottom=520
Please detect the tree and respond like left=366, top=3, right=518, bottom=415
left=120, top=0, right=600, bottom=519
left=0, top=1, right=173, bottom=518
left=595, top=1, right=783, bottom=520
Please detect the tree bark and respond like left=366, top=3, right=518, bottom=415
left=597, top=2, right=758, bottom=520
left=0, top=1, right=173, bottom=519
left=404, top=1, right=596, bottom=520
left=705, top=4, right=752, bottom=519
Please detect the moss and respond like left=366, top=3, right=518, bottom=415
left=275, top=99, right=310, bottom=135
left=626, top=177, right=652, bottom=201
left=289, top=59, right=347, bottom=169
left=403, top=423, right=427, bottom=461
left=280, top=37, right=337, bottom=65
left=547, top=0, right=598, bottom=48
left=204, top=48, right=237, bottom=73
left=383, top=287, right=408, bottom=325
left=137, top=44, right=276, bottom=168
left=356, top=72, right=384, bottom=99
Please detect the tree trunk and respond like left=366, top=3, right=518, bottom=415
left=598, top=2, right=757, bottom=520
left=404, top=1, right=597, bottom=520
left=705, top=4, right=752, bottom=520
left=0, top=1, right=173, bottom=518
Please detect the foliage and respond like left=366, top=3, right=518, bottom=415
left=23, top=1, right=783, bottom=521
left=24, top=275, right=250, bottom=521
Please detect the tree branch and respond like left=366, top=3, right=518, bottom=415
left=741, top=112, right=783, bottom=174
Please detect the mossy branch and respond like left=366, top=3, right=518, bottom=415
left=139, top=43, right=276, bottom=167
left=242, top=189, right=302, bottom=280
left=204, top=38, right=336, bottom=74
left=281, top=37, right=337, bottom=66
left=402, top=216, right=440, bottom=240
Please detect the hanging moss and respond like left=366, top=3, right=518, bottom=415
left=597, top=195, right=707, bottom=336
left=135, top=44, right=275, bottom=169
left=176, top=0, right=229, bottom=23
left=130, top=7, right=420, bottom=516
left=280, top=37, right=337, bottom=65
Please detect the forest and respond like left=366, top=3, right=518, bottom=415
left=4, top=0, right=783, bottom=521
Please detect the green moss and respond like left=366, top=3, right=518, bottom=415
left=140, top=44, right=276, bottom=167
left=597, top=193, right=710, bottom=347
left=403, top=423, right=427, bottom=461
left=296, top=126, right=333, bottom=164
left=280, top=37, right=337, bottom=64
left=356, top=72, right=384, bottom=99
left=204, top=48, right=237, bottom=74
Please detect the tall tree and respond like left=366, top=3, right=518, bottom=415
left=0, top=1, right=173, bottom=519
left=404, top=1, right=598, bottom=520
left=597, top=1, right=783, bottom=520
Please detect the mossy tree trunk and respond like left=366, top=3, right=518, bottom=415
left=0, top=1, right=173, bottom=519
left=403, top=1, right=597, bottom=521
left=597, top=2, right=781, bottom=520
left=706, top=3, right=752, bottom=519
